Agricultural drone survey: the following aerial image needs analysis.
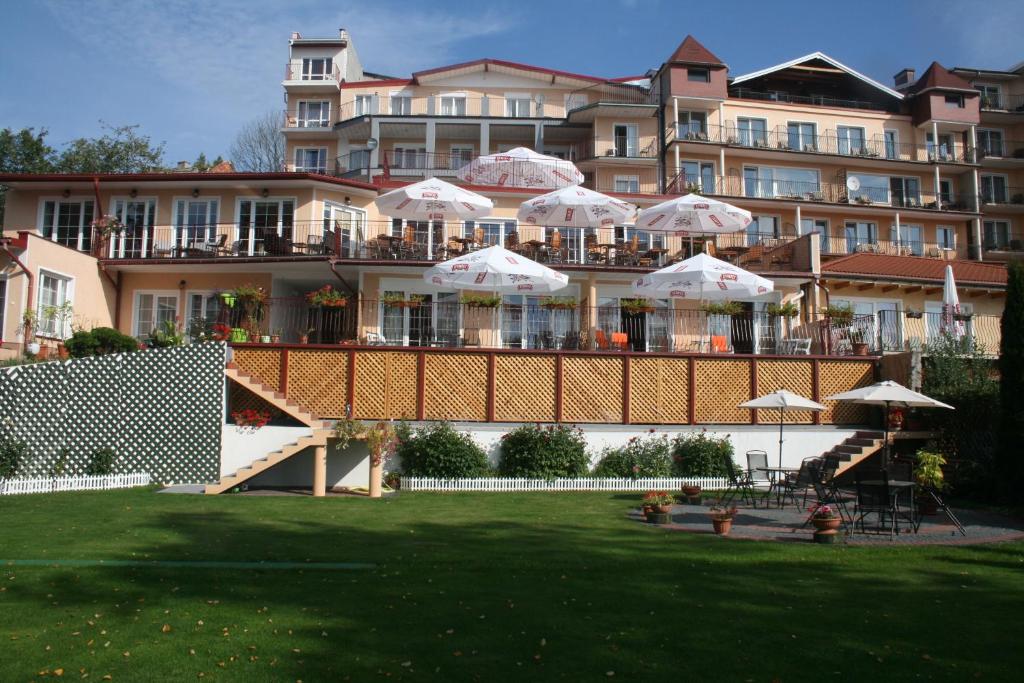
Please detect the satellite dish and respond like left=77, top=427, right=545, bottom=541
left=846, top=176, right=861, bottom=192
left=366, top=138, right=379, bottom=151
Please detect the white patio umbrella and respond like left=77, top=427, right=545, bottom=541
left=517, top=185, right=636, bottom=228
left=738, top=390, right=827, bottom=467
left=423, top=244, right=569, bottom=293
left=825, top=380, right=954, bottom=465
left=374, top=178, right=493, bottom=221
left=457, top=147, right=584, bottom=189
left=635, top=193, right=753, bottom=236
left=941, top=264, right=965, bottom=338
left=631, top=252, right=774, bottom=300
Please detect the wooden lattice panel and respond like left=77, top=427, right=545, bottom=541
left=424, top=354, right=488, bottom=421
left=229, top=383, right=283, bottom=420
left=287, top=350, right=349, bottom=418
left=232, top=348, right=281, bottom=390
left=694, top=359, right=751, bottom=423
left=562, top=356, right=622, bottom=423
left=494, top=355, right=556, bottom=422
left=628, top=357, right=689, bottom=424
left=352, top=351, right=418, bottom=420
left=756, top=360, right=815, bottom=424
left=819, top=360, right=874, bottom=424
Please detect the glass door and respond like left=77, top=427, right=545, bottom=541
left=175, top=199, right=218, bottom=250
left=111, top=199, right=156, bottom=258
left=238, top=199, right=294, bottom=255
left=323, top=203, right=364, bottom=257
left=613, top=124, right=639, bottom=157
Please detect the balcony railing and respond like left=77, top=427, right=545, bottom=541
left=728, top=87, right=896, bottom=112
left=876, top=310, right=1001, bottom=355
left=980, top=186, right=1024, bottom=206
left=282, top=110, right=332, bottom=129
left=819, top=235, right=965, bottom=259
left=570, top=137, right=658, bottom=161
left=980, top=93, right=1024, bottom=112
left=336, top=95, right=569, bottom=122
left=564, top=83, right=658, bottom=110
left=977, top=140, right=1024, bottom=160
left=283, top=62, right=337, bottom=83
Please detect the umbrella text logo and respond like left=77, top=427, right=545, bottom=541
left=669, top=290, right=688, bottom=297
left=474, top=273, right=487, bottom=284
left=708, top=214, right=723, bottom=227
left=517, top=284, right=534, bottom=291
left=564, top=208, right=575, bottom=222
left=452, top=264, right=469, bottom=271
left=720, top=273, right=738, bottom=281
left=422, top=192, right=438, bottom=199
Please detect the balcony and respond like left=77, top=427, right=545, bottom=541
left=337, top=95, right=567, bottom=122
left=570, top=138, right=658, bottom=162
left=670, top=124, right=976, bottom=164
left=727, top=87, right=896, bottom=113
left=980, top=93, right=1024, bottom=113
left=223, top=296, right=877, bottom=356
left=980, top=186, right=1024, bottom=208
left=820, top=235, right=965, bottom=259
left=283, top=62, right=338, bottom=85
left=282, top=110, right=333, bottom=131
left=876, top=310, right=1001, bottom=356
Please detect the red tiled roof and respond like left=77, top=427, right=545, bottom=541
left=411, top=58, right=606, bottom=83
left=821, top=253, right=1007, bottom=287
left=0, top=172, right=379, bottom=191
left=909, top=62, right=977, bottom=94
left=667, top=35, right=724, bottom=67
left=340, top=78, right=413, bottom=89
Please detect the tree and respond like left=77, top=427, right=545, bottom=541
left=999, top=260, right=1024, bottom=501
left=0, top=127, right=56, bottom=223
left=191, top=153, right=225, bottom=172
left=229, top=111, right=285, bottom=172
left=57, top=122, right=165, bottom=173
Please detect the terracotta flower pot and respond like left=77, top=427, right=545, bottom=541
left=299, top=335, right=309, bottom=344
left=852, top=342, right=869, bottom=356
left=654, top=504, right=672, bottom=514
left=57, top=343, right=70, bottom=360
left=35, top=345, right=50, bottom=360
left=682, top=485, right=701, bottom=496
left=811, top=516, right=842, bottom=531
left=712, top=517, right=733, bottom=535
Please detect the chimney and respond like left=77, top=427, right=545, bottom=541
left=339, top=27, right=348, bottom=40
left=176, top=161, right=191, bottom=171
left=290, top=31, right=300, bottom=40
left=893, top=68, right=916, bottom=92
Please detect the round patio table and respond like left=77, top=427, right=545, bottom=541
left=756, top=466, right=799, bottom=508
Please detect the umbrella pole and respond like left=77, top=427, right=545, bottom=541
left=882, top=400, right=891, bottom=469
left=778, top=408, right=785, bottom=469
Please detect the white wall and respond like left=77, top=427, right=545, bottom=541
left=220, top=424, right=312, bottom=476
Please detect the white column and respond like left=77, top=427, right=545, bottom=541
left=672, top=97, right=679, bottom=140
left=974, top=218, right=984, bottom=261
left=894, top=212, right=901, bottom=252
left=480, top=122, right=490, bottom=156
left=369, top=118, right=381, bottom=170
left=535, top=122, right=544, bottom=151
left=795, top=204, right=802, bottom=236
left=673, top=145, right=680, bottom=184
left=425, top=120, right=436, bottom=159
left=969, top=124, right=978, bottom=163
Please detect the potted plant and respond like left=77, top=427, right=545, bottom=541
left=230, top=327, right=249, bottom=343
left=22, top=310, right=40, bottom=357
left=43, top=301, right=74, bottom=358
left=914, top=449, right=947, bottom=516
left=621, top=298, right=656, bottom=315
left=91, top=215, right=126, bottom=239
left=888, top=407, right=905, bottom=430
left=382, top=292, right=425, bottom=309
left=233, top=283, right=267, bottom=307
left=260, top=333, right=271, bottom=344
left=306, top=285, right=348, bottom=308
left=460, top=292, right=502, bottom=308
left=211, top=323, right=231, bottom=342
left=220, top=291, right=237, bottom=308
left=539, top=296, right=577, bottom=310
left=701, top=301, right=743, bottom=316
left=766, top=301, right=799, bottom=318
left=230, top=408, right=271, bottom=433
left=905, top=308, right=923, bottom=319
left=825, top=304, right=853, bottom=324
left=270, top=329, right=282, bottom=344
left=681, top=483, right=702, bottom=505
left=642, top=491, right=674, bottom=523
left=297, top=327, right=314, bottom=344
left=808, top=502, right=842, bottom=532
left=848, top=327, right=869, bottom=356
left=708, top=502, right=738, bottom=535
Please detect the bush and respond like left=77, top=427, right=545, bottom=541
left=670, top=431, right=733, bottom=477
left=498, top=424, right=589, bottom=479
left=65, top=327, right=139, bottom=358
left=394, top=422, right=489, bottom=478
left=0, top=436, right=29, bottom=479
left=85, top=447, right=117, bottom=475
left=592, top=434, right=672, bottom=478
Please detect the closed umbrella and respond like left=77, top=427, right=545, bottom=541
left=825, top=380, right=953, bottom=465
left=458, top=147, right=584, bottom=189
left=941, top=264, right=965, bottom=338
left=517, top=185, right=636, bottom=228
left=423, top=244, right=569, bottom=294
left=375, top=177, right=493, bottom=221
left=738, top=390, right=827, bottom=467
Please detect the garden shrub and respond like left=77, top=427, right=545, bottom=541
left=85, top=447, right=117, bottom=476
left=498, top=424, right=589, bottom=479
left=0, top=436, right=29, bottom=479
left=65, top=327, right=138, bottom=358
left=592, top=433, right=672, bottom=477
left=670, top=431, right=733, bottom=478
left=394, top=422, right=489, bottom=478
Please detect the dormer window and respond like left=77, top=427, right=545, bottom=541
left=687, top=68, right=710, bottom=83
left=944, top=94, right=964, bottom=108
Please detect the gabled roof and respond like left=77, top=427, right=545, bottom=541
left=667, top=35, right=725, bottom=67
left=730, top=52, right=904, bottom=100
left=411, top=58, right=607, bottom=85
left=821, top=253, right=1007, bottom=287
left=907, top=62, right=978, bottom=95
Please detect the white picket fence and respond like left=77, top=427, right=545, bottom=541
left=399, top=476, right=728, bottom=492
left=0, top=472, right=152, bottom=496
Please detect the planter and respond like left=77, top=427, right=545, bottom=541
left=270, top=335, right=281, bottom=344
left=646, top=511, right=671, bottom=524
left=851, top=342, right=869, bottom=356
left=35, top=345, right=50, bottom=360
left=623, top=306, right=656, bottom=315
left=230, top=328, right=249, bottom=343
left=811, top=516, right=842, bottom=532
left=56, top=343, right=70, bottom=360
left=220, top=293, right=237, bottom=307
left=641, top=504, right=654, bottom=516
left=813, top=529, right=839, bottom=544
left=906, top=311, right=923, bottom=319
left=654, top=503, right=673, bottom=514
left=681, top=485, right=701, bottom=497
left=687, top=494, right=703, bottom=505
left=260, top=335, right=271, bottom=344
left=712, top=517, right=733, bottom=535
left=26, top=342, right=41, bottom=356
left=299, top=335, right=310, bottom=344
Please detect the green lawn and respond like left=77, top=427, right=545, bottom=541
left=1, top=489, right=1022, bottom=681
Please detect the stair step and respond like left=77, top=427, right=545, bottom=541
left=835, top=444, right=863, bottom=454
left=847, top=438, right=878, bottom=447
left=855, top=430, right=885, bottom=439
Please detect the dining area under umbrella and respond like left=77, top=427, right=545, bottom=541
left=516, top=185, right=637, bottom=263
left=635, top=193, right=753, bottom=254
left=739, top=389, right=827, bottom=468
left=457, top=147, right=584, bottom=189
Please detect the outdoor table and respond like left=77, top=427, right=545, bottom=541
left=756, top=466, right=799, bottom=507
left=859, top=479, right=917, bottom=534
left=376, top=234, right=404, bottom=258
left=643, top=248, right=668, bottom=266
left=522, top=240, right=548, bottom=261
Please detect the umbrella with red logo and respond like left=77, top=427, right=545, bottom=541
left=423, top=245, right=570, bottom=293
left=634, top=193, right=753, bottom=235
left=457, top=147, right=584, bottom=189
left=516, top=185, right=636, bottom=228
left=631, top=252, right=773, bottom=300
left=375, top=177, right=493, bottom=221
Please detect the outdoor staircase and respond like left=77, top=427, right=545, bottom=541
left=205, top=364, right=333, bottom=495
left=830, top=430, right=885, bottom=476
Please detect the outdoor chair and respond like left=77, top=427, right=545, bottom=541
left=548, top=230, right=563, bottom=264
left=853, top=468, right=901, bottom=538
left=364, top=332, right=387, bottom=345
left=776, top=457, right=821, bottom=510
left=611, top=332, right=628, bottom=350
left=710, top=335, right=732, bottom=353
left=202, top=234, right=227, bottom=256
left=594, top=330, right=611, bottom=350
left=721, top=452, right=757, bottom=508
left=561, top=332, right=581, bottom=350
left=745, top=450, right=773, bottom=501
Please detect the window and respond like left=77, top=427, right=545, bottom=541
left=613, top=124, right=639, bottom=157
left=677, top=111, right=707, bottom=138
left=743, top=166, right=819, bottom=199
left=294, top=147, right=327, bottom=173
left=984, top=220, right=1011, bottom=249
left=977, top=129, right=1005, bottom=157
left=682, top=160, right=715, bottom=192
left=883, top=130, right=899, bottom=160
left=747, top=215, right=779, bottom=246
left=110, top=198, right=156, bottom=258
left=944, top=94, right=964, bottom=108
left=981, top=175, right=1009, bottom=204
left=889, top=177, right=921, bottom=208
left=237, top=198, right=295, bottom=255
left=39, top=199, right=94, bottom=252
left=505, top=94, right=532, bottom=118
left=174, top=199, right=219, bottom=248
left=296, top=101, right=330, bottom=127
left=846, top=173, right=889, bottom=204
left=687, top=68, right=710, bottom=83
left=737, top=117, right=768, bottom=146
left=186, top=292, right=222, bottom=339
left=786, top=122, right=816, bottom=151
left=896, top=224, right=923, bottom=255
left=939, top=179, right=953, bottom=204
left=836, top=126, right=866, bottom=155
left=463, top=220, right=515, bottom=248
left=392, top=146, right=426, bottom=169
left=614, top=175, right=640, bottom=193
left=449, top=146, right=474, bottom=169
left=800, top=218, right=828, bottom=236
left=354, top=94, right=373, bottom=116
left=439, top=95, right=467, bottom=116
left=845, top=221, right=878, bottom=253
left=936, top=226, right=956, bottom=251
left=36, top=271, right=73, bottom=339
left=301, top=57, right=332, bottom=81
left=134, top=292, right=178, bottom=339
left=976, top=84, right=1002, bottom=108
left=389, top=94, right=412, bottom=115
left=926, top=132, right=955, bottom=161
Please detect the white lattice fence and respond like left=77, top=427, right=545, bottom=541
left=0, top=473, right=152, bottom=496
left=400, top=477, right=728, bottom=492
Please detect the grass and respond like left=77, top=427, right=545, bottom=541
left=0, top=489, right=1022, bottom=681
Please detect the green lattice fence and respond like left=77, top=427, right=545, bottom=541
left=0, top=343, right=224, bottom=483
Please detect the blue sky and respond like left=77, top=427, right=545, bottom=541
left=1, top=0, right=1021, bottom=164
